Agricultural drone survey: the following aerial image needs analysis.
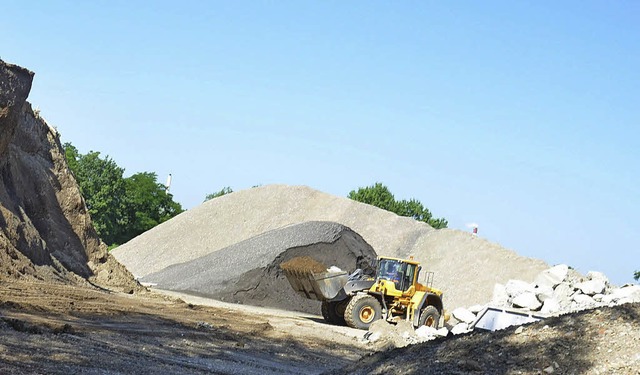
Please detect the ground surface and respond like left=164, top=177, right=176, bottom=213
left=1, top=279, right=639, bottom=375
left=0, top=280, right=370, bottom=374
left=334, top=303, right=640, bottom=375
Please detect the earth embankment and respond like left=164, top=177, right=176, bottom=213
left=0, top=59, right=137, bottom=291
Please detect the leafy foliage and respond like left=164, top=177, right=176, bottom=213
left=635, top=270, right=639, bottom=281
left=205, top=187, right=233, bottom=202
left=64, top=143, right=183, bottom=247
left=122, top=172, right=183, bottom=241
left=348, top=182, right=448, bottom=229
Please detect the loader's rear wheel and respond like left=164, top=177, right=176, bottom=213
left=418, top=305, right=441, bottom=329
left=321, top=301, right=346, bottom=325
left=344, top=294, right=382, bottom=330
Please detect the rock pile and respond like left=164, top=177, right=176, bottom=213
left=362, top=264, right=640, bottom=348
left=436, top=264, right=640, bottom=336
left=493, top=264, right=640, bottom=314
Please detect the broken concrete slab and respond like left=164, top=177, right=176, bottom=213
left=452, top=307, right=477, bottom=324
left=541, top=298, right=561, bottom=314
left=451, top=322, right=472, bottom=335
left=535, top=285, right=554, bottom=302
left=587, top=271, right=609, bottom=285
left=512, top=292, right=542, bottom=310
left=575, top=279, right=606, bottom=296
left=572, top=293, right=596, bottom=307
left=505, top=279, right=535, bottom=299
left=534, top=264, right=569, bottom=289
left=492, top=283, right=509, bottom=307
left=552, top=282, right=574, bottom=309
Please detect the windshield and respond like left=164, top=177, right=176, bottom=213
left=377, top=259, right=403, bottom=281
left=377, top=259, right=416, bottom=291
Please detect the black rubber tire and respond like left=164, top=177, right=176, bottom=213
left=418, top=305, right=441, bottom=329
left=321, top=301, right=333, bottom=323
left=321, top=301, right=346, bottom=325
left=344, top=294, right=382, bottom=330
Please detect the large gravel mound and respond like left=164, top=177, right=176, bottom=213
left=114, top=184, right=548, bottom=310
left=410, top=229, right=549, bottom=308
left=113, top=185, right=429, bottom=278
left=141, top=221, right=377, bottom=314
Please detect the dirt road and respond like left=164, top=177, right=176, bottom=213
left=0, top=280, right=370, bottom=374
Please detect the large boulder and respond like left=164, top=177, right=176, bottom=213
left=512, top=292, right=542, bottom=310
left=534, top=264, right=569, bottom=289
left=575, top=280, right=606, bottom=296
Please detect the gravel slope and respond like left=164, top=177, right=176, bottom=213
left=114, top=184, right=549, bottom=310
left=112, top=185, right=430, bottom=278
left=142, top=221, right=377, bottom=313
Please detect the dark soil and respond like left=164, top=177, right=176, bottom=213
left=281, top=256, right=328, bottom=274
left=331, top=303, right=640, bottom=375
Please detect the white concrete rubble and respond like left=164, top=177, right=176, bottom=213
left=452, top=307, right=477, bottom=324
left=534, top=264, right=569, bottom=289
left=492, top=283, right=509, bottom=307
left=505, top=279, right=536, bottom=298
left=575, top=279, right=606, bottom=296
left=512, top=292, right=542, bottom=310
left=451, top=322, right=472, bottom=335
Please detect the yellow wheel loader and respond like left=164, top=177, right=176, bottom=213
left=282, top=256, right=444, bottom=330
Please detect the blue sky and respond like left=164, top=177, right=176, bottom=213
left=2, top=1, right=638, bottom=284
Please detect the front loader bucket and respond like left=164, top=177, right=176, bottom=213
left=282, top=269, right=349, bottom=301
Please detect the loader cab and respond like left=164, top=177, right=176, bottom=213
left=376, top=257, right=418, bottom=292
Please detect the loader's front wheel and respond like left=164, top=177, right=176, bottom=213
left=344, top=294, right=382, bottom=330
left=418, top=305, right=441, bottom=329
left=321, top=301, right=346, bottom=325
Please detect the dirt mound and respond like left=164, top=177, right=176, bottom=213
left=333, top=302, right=640, bottom=375
left=280, top=256, right=328, bottom=274
left=142, top=221, right=377, bottom=313
left=0, top=59, right=138, bottom=292
left=115, top=184, right=547, bottom=310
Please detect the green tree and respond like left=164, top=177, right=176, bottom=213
left=64, top=144, right=127, bottom=245
left=121, top=172, right=183, bottom=243
left=64, top=143, right=183, bottom=247
left=205, top=187, right=233, bottom=202
left=347, top=182, right=396, bottom=212
left=348, top=183, right=448, bottom=229
left=634, top=270, right=639, bottom=281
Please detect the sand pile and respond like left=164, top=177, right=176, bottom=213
left=141, top=221, right=377, bottom=313
left=114, top=184, right=549, bottom=310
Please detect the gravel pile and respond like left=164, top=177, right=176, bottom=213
left=112, top=185, right=430, bottom=278
left=114, top=184, right=549, bottom=310
left=141, top=221, right=377, bottom=313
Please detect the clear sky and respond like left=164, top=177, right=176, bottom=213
left=2, top=1, right=638, bottom=285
